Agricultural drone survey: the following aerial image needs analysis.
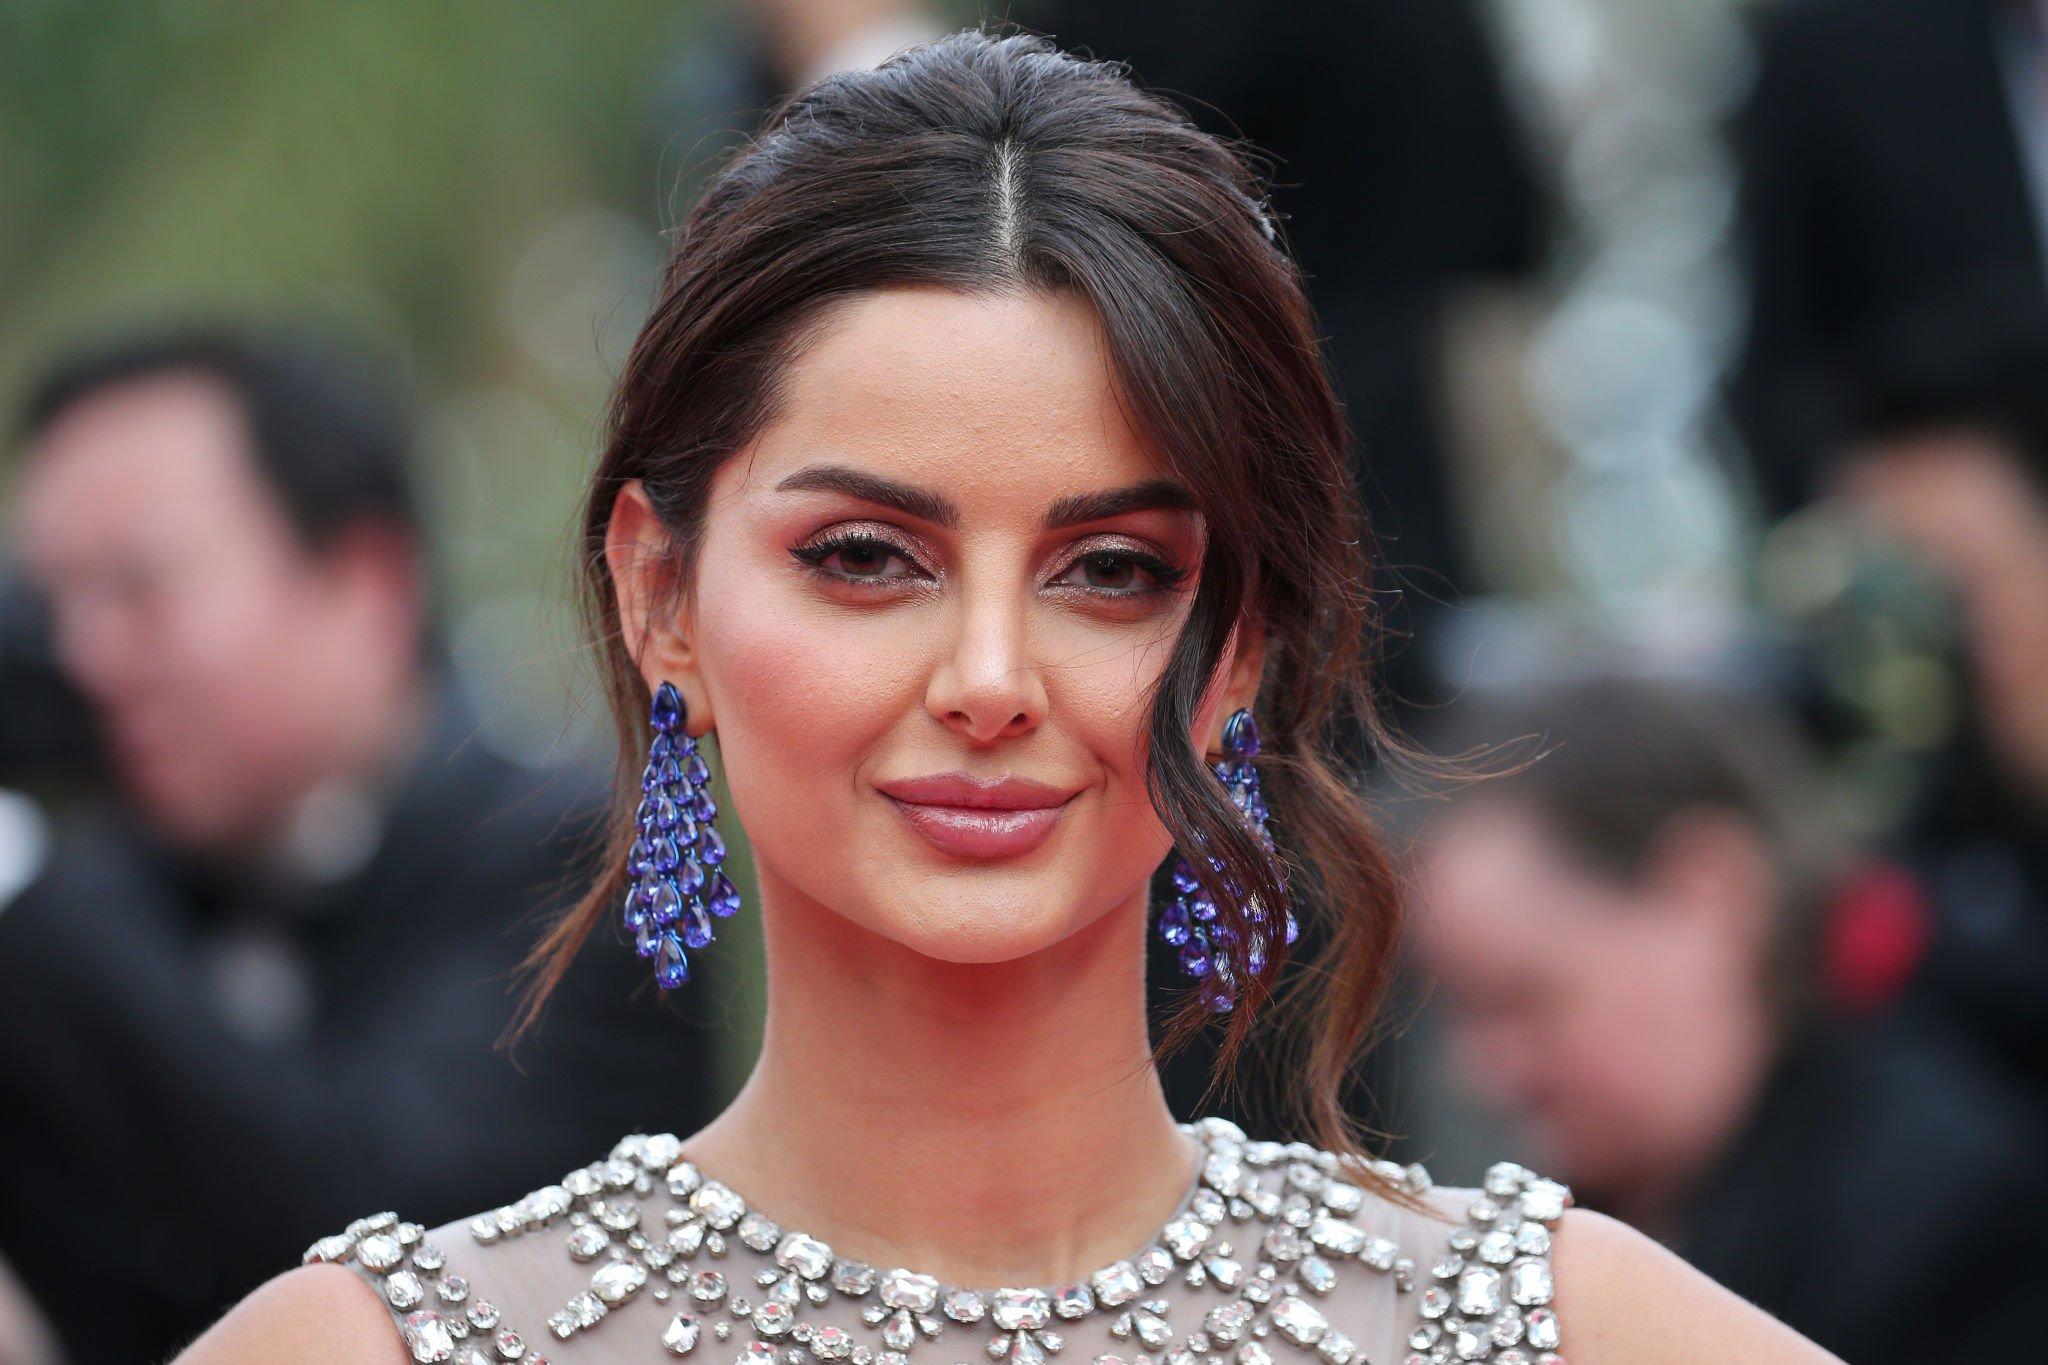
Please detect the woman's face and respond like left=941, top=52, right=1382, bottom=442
left=613, top=284, right=1260, bottom=964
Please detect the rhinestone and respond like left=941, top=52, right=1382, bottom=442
left=1091, top=1261, right=1143, bottom=1306
left=1204, top=1303, right=1252, bottom=1344
left=1203, top=1152, right=1245, bottom=1197
left=1508, top=1258, right=1554, bottom=1307
left=1319, top=1182, right=1363, bottom=1215
left=993, top=1289, right=1050, bottom=1331
left=1259, top=1226, right=1306, bottom=1262
left=1297, top=1255, right=1337, bottom=1295
left=467, top=1300, right=499, bottom=1330
left=568, top=1225, right=611, bottom=1261
left=1205, top=1255, right=1243, bottom=1290
left=880, top=1270, right=941, bottom=1313
left=690, top=1182, right=746, bottom=1229
left=739, top=1345, right=781, bottom=1365
left=1360, top=1236, right=1398, bottom=1271
left=1161, top=1218, right=1210, bottom=1260
left=690, top=1270, right=729, bottom=1302
left=1054, top=1285, right=1095, bottom=1318
left=1131, top=1310, right=1172, bottom=1349
left=1525, top=1307, right=1560, bottom=1350
left=593, top=1261, right=648, bottom=1304
left=739, top=1212, right=781, bottom=1252
left=945, top=1288, right=988, bottom=1321
left=601, top=1159, right=638, bottom=1189
left=1244, top=1141, right=1284, bottom=1167
left=567, top=1292, right=606, bottom=1328
left=1189, top=1190, right=1227, bottom=1225
left=667, top=1163, right=703, bottom=1198
left=834, top=1260, right=878, bottom=1295
left=756, top=1302, right=796, bottom=1337
left=1519, top=1181, right=1568, bottom=1224
left=1452, top=1322, right=1490, bottom=1361
left=1419, top=1286, right=1450, bottom=1320
left=1493, top=1315, right=1525, bottom=1348
left=565, top=1169, right=602, bottom=1198
left=672, top=1222, right=708, bottom=1256
left=1236, top=1342, right=1273, bottom=1365
left=412, top=1244, right=446, bottom=1273
left=813, top=1326, right=855, bottom=1360
left=358, top=1234, right=405, bottom=1273
left=436, top=1275, right=470, bottom=1304
left=1478, top=1231, right=1516, bottom=1265
left=497, top=1328, right=526, bottom=1359
left=546, top=1311, right=576, bottom=1341
left=1516, top=1223, right=1552, bottom=1257
left=1270, top=1298, right=1328, bottom=1347
left=882, top=1309, right=917, bottom=1351
left=1306, top=1218, right=1366, bottom=1257
left=384, top=1270, right=425, bottom=1310
left=776, top=1233, right=833, bottom=1280
left=401, top=1310, right=455, bottom=1362
left=599, top=1199, right=643, bottom=1233
left=1316, top=1330, right=1355, bottom=1365
left=1456, top=1267, right=1503, bottom=1318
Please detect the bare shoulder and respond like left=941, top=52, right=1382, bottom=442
left=1551, top=1207, right=1843, bottom=1364
left=168, top=1261, right=407, bottom=1365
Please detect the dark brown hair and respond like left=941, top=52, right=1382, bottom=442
left=509, top=25, right=1421, bottom=1193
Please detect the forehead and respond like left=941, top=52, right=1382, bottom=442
left=16, top=373, right=274, bottom=549
left=733, top=285, right=1171, bottom=503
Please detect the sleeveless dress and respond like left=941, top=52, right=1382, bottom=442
left=303, top=1115, right=1570, bottom=1365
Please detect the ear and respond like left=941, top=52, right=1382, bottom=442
left=604, top=479, right=715, bottom=735
left=1198, top=612, right=1269, bottom=758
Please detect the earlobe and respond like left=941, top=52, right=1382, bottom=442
left=604, top=480, right=712, bottom=731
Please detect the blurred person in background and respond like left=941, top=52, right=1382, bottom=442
left=1825, top=301, right=2048, bottom=1102
left=1411, top=673, right=2047, bottom=1365
left=0, top=325, right=723, bottom=1365
left=1729, top=0, right=2048, bottom=512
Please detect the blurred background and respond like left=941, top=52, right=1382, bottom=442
left=2, top=2, right=2044, bottom=1363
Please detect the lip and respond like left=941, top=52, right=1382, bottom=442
left=877, top=772, right=1079, bottom=860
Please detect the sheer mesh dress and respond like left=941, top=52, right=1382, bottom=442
left=306, top=1116, right=1570, bottom=1365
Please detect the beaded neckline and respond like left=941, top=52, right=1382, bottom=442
left=306, top=1114, right=1575, bottom=1365
left=656, top=1125, right=1214, bottom=1301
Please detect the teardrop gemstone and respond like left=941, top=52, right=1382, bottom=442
left=680, top=898, right=715, bottom=950
left=647, top=877, right=683, bottom=926
left=654, top=930, right=690, bottom=988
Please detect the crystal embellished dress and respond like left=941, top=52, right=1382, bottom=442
left=304, top=1116, right=1572, bottom=1365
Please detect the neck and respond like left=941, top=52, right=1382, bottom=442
left=677, top=870, right=1199, bottom=1289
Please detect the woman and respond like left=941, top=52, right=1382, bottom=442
left=176, top=28, right=1837, bottom=1365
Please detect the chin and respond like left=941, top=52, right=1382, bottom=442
left=864, top=887, right=1096, bottom=966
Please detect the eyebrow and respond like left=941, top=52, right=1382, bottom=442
left=774, top=462, right=1200, bottom=530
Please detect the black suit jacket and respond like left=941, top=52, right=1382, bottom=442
left=1730, top=0, right=2048, bottom=510
left=0, top=680, right=726, bottom=1364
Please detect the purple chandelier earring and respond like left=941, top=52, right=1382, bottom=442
left=1157, top=706, right=1299, bottom=1012
left=621, top=681, right=742, bottom=990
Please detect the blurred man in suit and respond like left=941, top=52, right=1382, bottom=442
left=1412, top=673, right=2047, bottom=1365
left=0, top=325, right=722, bottom=1364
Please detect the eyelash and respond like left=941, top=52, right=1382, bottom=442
left=789, top=529, right=1191, bottom=600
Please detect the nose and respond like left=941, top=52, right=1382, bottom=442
left=924, top=577, right=1048, bottom=744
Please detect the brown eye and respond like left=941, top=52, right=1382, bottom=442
left=1053, top=548, right=1186, bottom=598
left=790, top=531, right=925, bottom=586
